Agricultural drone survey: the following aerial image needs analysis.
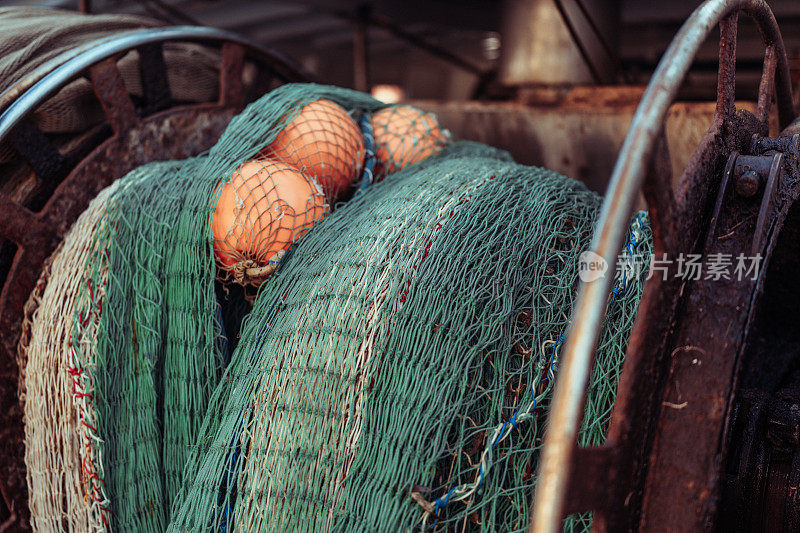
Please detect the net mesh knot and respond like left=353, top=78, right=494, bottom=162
left=229, top=250, right=285, bottom=286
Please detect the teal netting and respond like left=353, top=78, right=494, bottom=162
left=69, top=83, right=651, bottom=532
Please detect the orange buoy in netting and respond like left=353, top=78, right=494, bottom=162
left=212, top=159, right=328, bottom=284
left=260, top=99, right=365, bottom=202
left=371, top=105, right=449, bottom=180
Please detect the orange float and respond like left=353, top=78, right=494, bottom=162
left=212, top=159, right=328, bottom=280
left=371, top=105, right=449, bottom=179
left=260, top=99, right=364, bottom=201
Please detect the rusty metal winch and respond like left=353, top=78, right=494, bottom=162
left=531, top=0, right=800, bottom=531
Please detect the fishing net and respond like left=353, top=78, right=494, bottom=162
left=17, top=182, right=120, bottom=531
left=19, top=82, right=651, bottom=531
left=167, top=141, right=650, bottom=532
left=69, top=85, right=384, bottom=531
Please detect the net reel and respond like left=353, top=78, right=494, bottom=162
left=0, top=22, right=311, bottom=529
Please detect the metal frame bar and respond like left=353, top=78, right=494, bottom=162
left=530, top=1, right=794, bottom=531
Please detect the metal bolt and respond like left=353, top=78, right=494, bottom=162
left=736, top=169, right=762, bottom=197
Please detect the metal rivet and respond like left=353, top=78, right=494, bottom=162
left=736, top=169, right=762, bottom=197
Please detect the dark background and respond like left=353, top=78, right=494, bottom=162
left=3, top=0, right=800, bottom=104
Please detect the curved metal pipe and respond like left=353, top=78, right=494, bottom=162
left=0, top=25, right=314, bottom=143
left=0, top=34, right=120, bottom=112
left=529, top=1, right=794, bottom=532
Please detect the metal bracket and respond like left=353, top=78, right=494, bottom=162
left=721, top=149, right=785, bottom=255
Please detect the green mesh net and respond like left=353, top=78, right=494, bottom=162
left=61, top=83, right=652, bottom=532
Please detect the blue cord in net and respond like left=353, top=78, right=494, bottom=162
left=357, top=113, right=377, bottom=192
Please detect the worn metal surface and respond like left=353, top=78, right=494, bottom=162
left=593, top=119, right=800, bottom=533
left=717, top=188, right=800, bottom=532
left=530, top=1, right=795, bottom=532
left=91, top=58, right=140, bottom=133
left=719, top=390, right=800, bottom=532
left=638, top=128, right=770, bottom=532
left=751, top=151, right=784, bottom=254
left=734, top=168, right=762, bottom=197
left=417, top=93, right=743, bottom=195
left=220, top=42, right=246, bottom=108
left=7, top=119, right=70, bottom=185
